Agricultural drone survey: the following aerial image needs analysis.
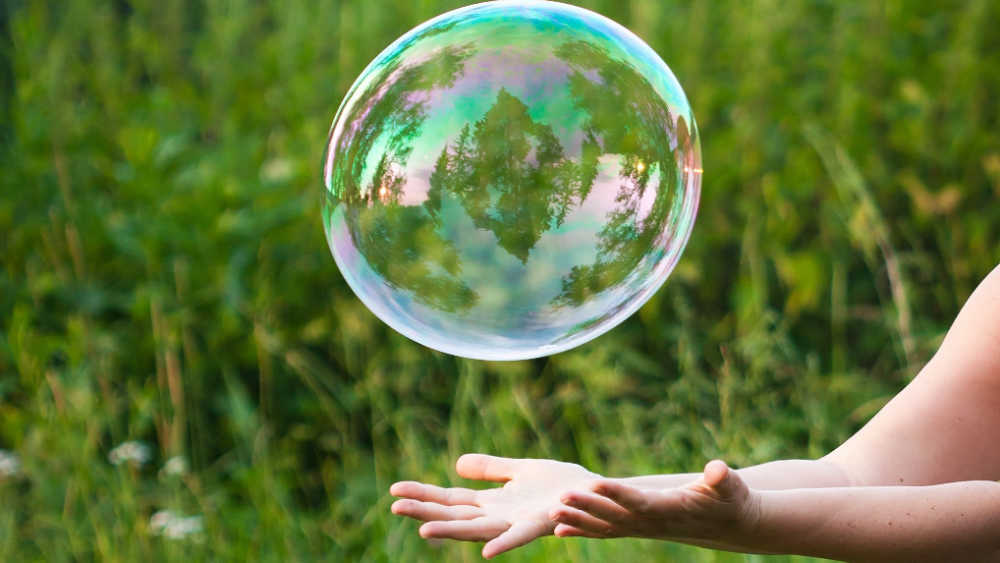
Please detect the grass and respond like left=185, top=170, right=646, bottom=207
left=1, top=0, right=999, bottom=561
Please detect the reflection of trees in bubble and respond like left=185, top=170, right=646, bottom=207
left=352, top=203, right=479, bottom=312
left=332, top=42, right=475, bottom=206
left=425, top=89, right=589, bottom=263
left=551, top=41, right=683, bottom=307
left=330, top=43, right=480, bottom=312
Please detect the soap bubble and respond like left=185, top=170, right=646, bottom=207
left=322, top=0, right=701, bottom=360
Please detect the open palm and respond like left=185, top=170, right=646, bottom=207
left=390, top=454, right=601, bottom=558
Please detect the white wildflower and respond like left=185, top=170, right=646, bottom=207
left=108, top=441, right=151, bottom=467
left=165, top=515, right=203, bottom=539
left=149, top=509, right=176, bottom=531
left=149, top=510, right=203, bottom=541
left=161, top=456, right=188, bottom=477
left=0, top=450, right=20, bottom=478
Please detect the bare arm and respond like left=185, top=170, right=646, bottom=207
left=751, top=481, right=1000, bottom=562
left=556, top=264, right=1000, bottom=560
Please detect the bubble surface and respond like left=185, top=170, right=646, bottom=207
left=322, top=0, right=701, bottom=360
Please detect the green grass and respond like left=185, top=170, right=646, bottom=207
left=2, top=0, right=999, bottom=561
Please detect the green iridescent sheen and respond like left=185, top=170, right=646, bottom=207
left=323, top=0, right=701, bottom=360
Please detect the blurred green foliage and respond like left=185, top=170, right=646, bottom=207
left=1, top=0, right=999, bottom=561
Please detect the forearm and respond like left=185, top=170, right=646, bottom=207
left=619, top=458, right=850, bottom=490
left=742, top=481, right=1000, bottom=562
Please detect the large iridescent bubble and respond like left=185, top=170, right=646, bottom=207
left=322, top=0, right=701, bottom=361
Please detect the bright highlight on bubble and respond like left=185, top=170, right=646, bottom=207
left=322, top=0, right=701, bottom=360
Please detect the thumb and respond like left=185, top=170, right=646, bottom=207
left=702, top=459, right=744, bottom=500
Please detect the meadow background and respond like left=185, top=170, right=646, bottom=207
left=2, top=0, right=1000, bottom=561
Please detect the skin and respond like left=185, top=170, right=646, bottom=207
left=391, top=264, right=1000, bottom=560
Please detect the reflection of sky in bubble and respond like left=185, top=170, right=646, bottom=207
left=323, top=0, right=701, bottom=360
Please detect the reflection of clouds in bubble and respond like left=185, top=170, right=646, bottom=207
left=399, top=171, right=433, bottom=206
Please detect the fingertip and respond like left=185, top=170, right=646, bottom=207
left=482, top=539, right=508, bottom=560
left=418, top=523, right=434, bottom=539
left=390, top=500, right=403, bottom=514
left=703, top=460, right=729, bottom=487
left=589, top=480, right=612, bottom=495
left=553, top=524, right=575, bottom=537
left=389, top=481, right=414, bottom=496
left=456, top=453, right=487, bottom=477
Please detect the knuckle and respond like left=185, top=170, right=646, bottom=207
left=678, top=491, right=699, bottom=513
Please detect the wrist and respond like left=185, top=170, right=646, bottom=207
left=724, top=489, right=784, bottom=554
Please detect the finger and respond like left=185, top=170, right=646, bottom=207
left=588, top=480, right=649, bottom=512
left=456, top=454, right=515, bottom=482
left=554, top=523, right=605, bottom=539
left=549, top=505, right=614, bottom=536
left=702, top=460, right=743, bottom=499
left=390, top=482, right=478, bottom=506
left=560, top=490, right=630, bottom=522
left=703, top=460, right=729, bottom=487
left=419, top=517, right=510, bottom=541
left=482, top=520, right=548, bottom=559
left=391, top=499, right=484, bottom=522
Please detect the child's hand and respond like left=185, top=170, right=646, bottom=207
left=390, top=454, right=602, bottom=558
left=551, top=460, right=762, bottom=548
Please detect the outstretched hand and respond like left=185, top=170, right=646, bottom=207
left=551, top=460, right=761, bottom=549
left=390, top=454, right=601, bottom=558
